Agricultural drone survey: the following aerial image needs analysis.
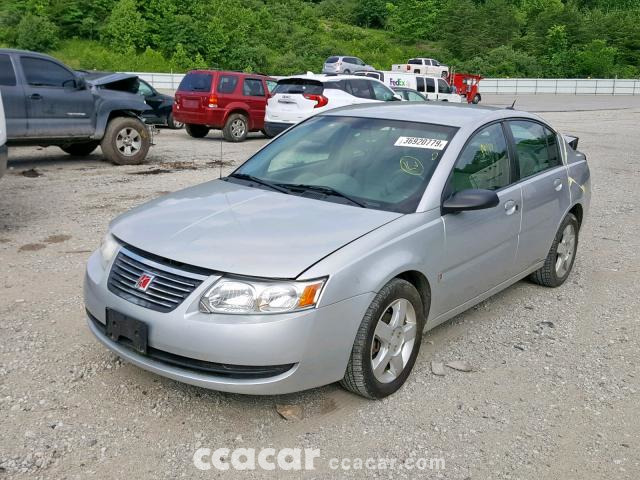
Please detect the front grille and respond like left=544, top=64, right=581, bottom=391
left=88, top=313, right=295, bottom=379
left=108, top=248, right=205, bottom=312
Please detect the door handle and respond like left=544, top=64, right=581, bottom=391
left=553, top=178, right=563, bottom=191
left=504, top=200, right=518, bottom=215
left=30, top=93, right=42, bottom=100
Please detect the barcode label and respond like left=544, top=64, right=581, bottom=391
left=394, top=137, right=448, bottom=150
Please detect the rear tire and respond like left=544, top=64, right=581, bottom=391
left=185, top=124, right=210, bottom=138
left=100, top=117, right=150, bottom=165
left=472, top=94, right=481, bottom=104
left=167, top=113, right=183, bottom=130
left=222, top=113, right=248, bottom=142
left=530, top=213, right=579, bottom=287
left=341, top=279, right=426, bottom=399
left=261, top=128, right=275, bottom=139
left=59, top=141, right=100, bottom=156
left=343, top=69, right=351, bottom=75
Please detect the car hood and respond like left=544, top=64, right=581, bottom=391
left=88, top=72, right=139, bottom=87
left=110, top=180, right=402, bottom=278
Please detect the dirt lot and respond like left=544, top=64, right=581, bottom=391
left=1, top=95, right=639, bottom=479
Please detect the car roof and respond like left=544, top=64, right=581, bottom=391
left=277, top=74, right=380, bottom=84
left=321, top=102, right=535, bottom=128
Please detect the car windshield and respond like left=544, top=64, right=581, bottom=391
left=232, top=116, right=457, bottom=213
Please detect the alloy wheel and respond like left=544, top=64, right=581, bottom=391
left=370, top=298, right=417, bottom=383
left=115, top=127, right=142, bottom=156
left=555, top=223, right=576, bottom=277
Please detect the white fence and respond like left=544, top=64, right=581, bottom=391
left=481, top=78, right=640, bottom=95
left=129, top=71, right=640, bottom=95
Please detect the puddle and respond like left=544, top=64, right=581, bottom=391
left=44, top=234, right=72, bottom=244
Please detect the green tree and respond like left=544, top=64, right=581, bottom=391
left=576, top=39, right=617, bottom=77
left=102, top=0, right=147, bottom=50
left=386, top=0, right=440, bottom=42
left=353, top=0, right=389, bottom=28
left=15, top=13, right=59, bottom=51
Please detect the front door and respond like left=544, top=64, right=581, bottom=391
left=507, top=120, right=571, bottom=272
left=438, top=122, right=522, bottom=313
left=20, top=55, right=95, bottom=138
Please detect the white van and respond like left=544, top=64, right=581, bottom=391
left=0, top=92, right=6, bottom=179
left=354, top=71, right=463, bottom=102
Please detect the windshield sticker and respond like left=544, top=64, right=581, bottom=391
left=394, top=137, right=448, bottom=150
left=399, top=156, right=425, bottom=176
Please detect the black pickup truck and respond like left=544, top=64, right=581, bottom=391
left=0, top=49, right=153, bottom=165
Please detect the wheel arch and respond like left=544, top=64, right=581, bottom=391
left=394, top=270, right=432, bottom=320
left=569, top=202, right=584, bottom=229
left=95, top=109, right=146, bottom=139
left=222, top=106, right=251, bottom=128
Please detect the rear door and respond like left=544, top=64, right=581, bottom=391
left=439, top=122, right=522, bottom=313
left=0, top=53, right=27, bottom=138
left=507, top=120, right=570, bottom=272
left=242, top=77, right=268, bottom=130
left=424, top=78, right=438, bottom=101
left=20, top=55, right=95, bottom=137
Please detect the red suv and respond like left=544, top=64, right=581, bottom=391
left=173, top=70, right=276, bottom=142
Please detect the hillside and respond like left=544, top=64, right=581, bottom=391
left=1, top=0, right=639, bottom=77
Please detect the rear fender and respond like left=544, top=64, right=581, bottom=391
left=222, top=104, right=251, bottom=128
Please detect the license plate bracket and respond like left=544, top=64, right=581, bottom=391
left=105, top=309, right=148, bottom=354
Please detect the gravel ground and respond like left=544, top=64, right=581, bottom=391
left=1, top=95, right=638, bottom=479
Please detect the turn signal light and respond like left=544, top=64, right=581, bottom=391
left=303, top=93, right=328, bottom=109
left=298, top=282, right=324, bottom=308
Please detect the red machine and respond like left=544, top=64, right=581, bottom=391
left=448, top=73, right=483, bottom=104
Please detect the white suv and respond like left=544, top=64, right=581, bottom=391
left=264, top=74, right=401, bottom=137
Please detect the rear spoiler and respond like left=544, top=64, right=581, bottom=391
left=563, top=134, right=579, bottom=150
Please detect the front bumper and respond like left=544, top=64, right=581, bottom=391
left=0, top=144, right=7, bottom=179
left=84, top=249, right=374, bottom=394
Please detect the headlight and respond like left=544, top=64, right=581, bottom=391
left=200, top=278, right=326, bottom=314
left=99, top=233, right=119, bottom=270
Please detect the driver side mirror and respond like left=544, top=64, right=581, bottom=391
left=391, top=93, right=403, bottom=102
left=64, top=77, right=87, bottom=90
left=442, top=189, right=499, bottom=215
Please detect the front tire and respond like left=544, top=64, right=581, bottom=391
left=261, top=128, right=275, bottom=139
left=472, top=94, right=481, bottom=104
left=222, top=113, right=248, bottom=142
left=530, top=213, right=579, bottom=287
left=100, top=117, right=150, bottom=165
left=59, top=141, right=100, bottom=156
left=185, top=124, right=210, bottom=138
left=341, top=279, right=426, bottom=399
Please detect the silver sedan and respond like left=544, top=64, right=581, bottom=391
left=84, top=103, right=590, bottom=399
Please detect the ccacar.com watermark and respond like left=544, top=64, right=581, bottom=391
left=193, top=447, right=445, bottom=472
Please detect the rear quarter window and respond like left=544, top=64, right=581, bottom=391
left=325, top=57, right=339, bottom=63
left=178, top=72, right=213, bottom=92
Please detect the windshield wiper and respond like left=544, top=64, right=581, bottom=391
left=279, top=183, right=367, bottom=208
left=227, top=173, right=291, bottom=194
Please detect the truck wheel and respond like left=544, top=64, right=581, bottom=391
left=472, top=94, right=481, bottom=104
left=59, top=141, right=100, bottom=156
left=167, top=113, right=184, bottom=130
left=185, top=124, right=209, bottom=138
left=101, top=117, right=150, bottom=165
left=222, top=114, right=248, bottom=142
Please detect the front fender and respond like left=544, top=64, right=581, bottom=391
left=93, top=98, right=151, bottom=139
left=301, top=210, right=445, bottom=321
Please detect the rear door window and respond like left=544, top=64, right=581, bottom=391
left=178, top=72, right=213, bottom=92
left=217, top=75, right=238, bottom=94
left=416, top=77, right=425, bottom=92
left=347, top=79, right=374, bottom=99
left=0, top=54, right=16, bottom=86
left=508, top=120, right=561, bottom=179
left=426, top=78, right=436, bottom=93
left=20, top=57, right=74, bottom=87
left=273, top=79, right=323, bottom=95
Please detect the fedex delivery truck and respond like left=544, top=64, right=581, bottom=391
left=354, top=71, right=463, bottom=102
